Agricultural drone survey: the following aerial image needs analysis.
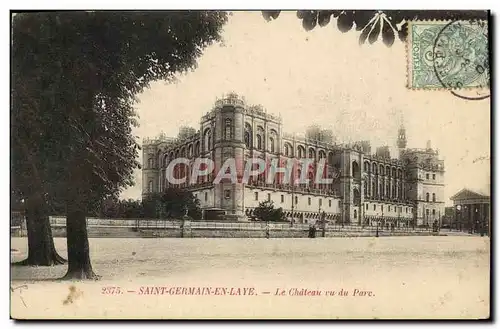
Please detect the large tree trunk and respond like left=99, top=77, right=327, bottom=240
left=62, top=206, right=99, bottom=280
left=14, top=195, right=66, bottom=266
left=14, top=139, right=66, bottom=266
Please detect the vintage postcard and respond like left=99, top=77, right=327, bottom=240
left=10, top=10, right=491, bottom=320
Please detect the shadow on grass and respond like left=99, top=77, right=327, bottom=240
left=11, top=263, right=102, bottom=282
left=10, top=276, right=102, bottom=283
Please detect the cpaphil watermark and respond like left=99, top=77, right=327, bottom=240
left=162, top=157, right=341, bottom=186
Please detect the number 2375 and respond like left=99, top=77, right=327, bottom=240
left=101, top=286, right=122, bottom=295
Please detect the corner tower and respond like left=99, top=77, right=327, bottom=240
left=212, top=92, right=247, bottom=220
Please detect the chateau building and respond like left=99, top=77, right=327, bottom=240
left=142, top=93, right=445, bottom=226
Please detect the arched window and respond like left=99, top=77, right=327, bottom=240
left=244, top=131, right=251, bottom=148
left=188, top=144, right=193, bottom=157
left=256, top=135, right=263, bottom=150
left=353, top=189, right=361, bottom=205
left=353, top=188, right=361, bottom=205
left=426, top=193, right=430, bottom=202
left=269, top=130, right=278, bottom=153
left=203, top=128, right=211, bottom=152
left=169, top=151, right=174, bottom=160
left=148, top=180, right=153, bottom=193
left=352, top=161, right=360, bottom=178
left=432, top=209, right=436, bottom=216
left=244, top=123, right=252, bottom=148
left=225, top=119, right=232, bottom=139
left=364, top=162, right=370, bottom=172
left=297, top=146, right=305, bottom=158
left=432, top=193, right=436, bottom=202
left=354, top=209, right=357, bottom=219
left=194, top=142, right=200, bottom=156
left=162, top=154, right=169, bottom=168
left=308, top=148, right=315, bottom=159
left=257, top=126, right=265, bottom=150
left=372, top=181, right=377, bottom=196
left=284, top=144, right=290, bottom=156
left=379, top=165, right=384, bottom=175
left=319, top=150, right=326, bottom=159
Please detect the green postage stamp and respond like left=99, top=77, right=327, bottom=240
left=407, top=20, right=489, bottom=89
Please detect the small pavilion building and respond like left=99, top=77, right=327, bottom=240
left=450, top=188, right=490, bottom=236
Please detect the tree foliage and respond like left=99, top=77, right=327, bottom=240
left=262, top=10, right=488, bottom=46
left=11, top=11, right=228, bottom=277
left=100, top=197, right=144, bottom=218
left=253, top=200, right=286, bottom=222
left=13, top=11, right=228, bottom=210
left=143, top=189, right=202, bottom=220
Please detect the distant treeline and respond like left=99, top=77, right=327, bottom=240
left=11, top=188, right=203, bottom=221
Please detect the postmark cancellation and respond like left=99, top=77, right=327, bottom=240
left=407, top=20, right=489, bottom=91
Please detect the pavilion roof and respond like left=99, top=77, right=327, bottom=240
left=450, top=187, right=490, bottom=201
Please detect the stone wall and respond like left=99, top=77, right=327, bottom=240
left=12, top=217, right=439, bottom=239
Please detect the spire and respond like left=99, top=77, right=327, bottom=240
left=396, top=110, right=407, bottom=148
left=397, top=123, right=407, bottom=150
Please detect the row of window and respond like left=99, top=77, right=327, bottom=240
left=425, top=173, right=437, bottom=180
left=245, top=133, right=278, bottom=153
left=182, top=188, right=431, bottom=217
left=425, top=193, right=437, bottom=202
left=150, top=155, right=408, bottom=182
left=365, top=203, right=411, bottom=213
left=425, top=209, right=438, bottom=217
left=364, top=181, right=403, bottom=199
left=244, top=124, right=278, bottom=152
left=245, top=132, right=334, bottom=160
left=151, top=182, right=436, bottom=206
left=147, top=127, right=216, bottom=169
left=254, top=192, right=339, bottom=208
left=363, top=162, right=404, bottom=178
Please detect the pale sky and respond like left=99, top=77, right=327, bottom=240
left=120, top=11, right=491, bottom=205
